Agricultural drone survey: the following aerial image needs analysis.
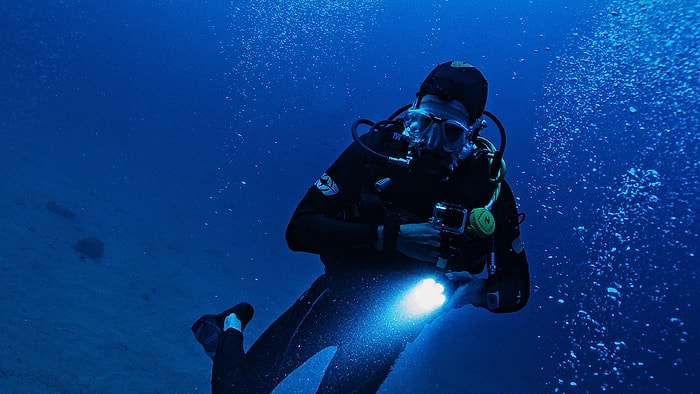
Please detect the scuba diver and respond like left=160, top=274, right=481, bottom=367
left=191, top=61, right=531, bottom=393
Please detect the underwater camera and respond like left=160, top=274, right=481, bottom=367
left=429, top=202, right=469, bottom=234
left=430, top=202, right=495, bottom=269
left=430, top=202, right=495, bottom=239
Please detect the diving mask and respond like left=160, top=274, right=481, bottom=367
left=404, top=108, right=471, bottom=153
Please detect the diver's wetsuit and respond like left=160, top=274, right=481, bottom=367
left=211, top=123, right=530, bottom=393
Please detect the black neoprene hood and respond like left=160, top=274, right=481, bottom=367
left=418, top=61, right=488, bottom=125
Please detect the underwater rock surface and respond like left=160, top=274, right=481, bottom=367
left=73, top=237, right=105, bottom=260
left=47, top=201, right=77, bottom=221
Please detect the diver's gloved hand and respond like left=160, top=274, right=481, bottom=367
left=444, top=271, right=487, bottom=309
left=395, top=223, right=442, bottom=263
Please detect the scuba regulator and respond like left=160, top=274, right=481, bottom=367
left=351, top=103, right=508, bottom=274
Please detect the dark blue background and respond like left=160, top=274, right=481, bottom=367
left=2, top=0, right=697, bottom=392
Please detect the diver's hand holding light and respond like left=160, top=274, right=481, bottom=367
left=444, top=271, right=487, bottom=310
left=398, top=271, right=487, bottom=318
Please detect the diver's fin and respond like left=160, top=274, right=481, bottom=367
left=191, top=302, right=254, bottom=360
left=191, top=314, right=221, bottom=359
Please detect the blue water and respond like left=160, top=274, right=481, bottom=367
left=1, top=0, right=697, bottom=392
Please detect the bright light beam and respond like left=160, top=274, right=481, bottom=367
left=399, top=278, right=447, bottom=318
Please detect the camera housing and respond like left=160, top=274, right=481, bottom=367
left=429, top=202, right=469, bottom=234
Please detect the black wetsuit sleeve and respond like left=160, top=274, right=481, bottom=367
left=286, top=140, right=378, bottom=256
left=485, top=181, right=531, bottom=313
